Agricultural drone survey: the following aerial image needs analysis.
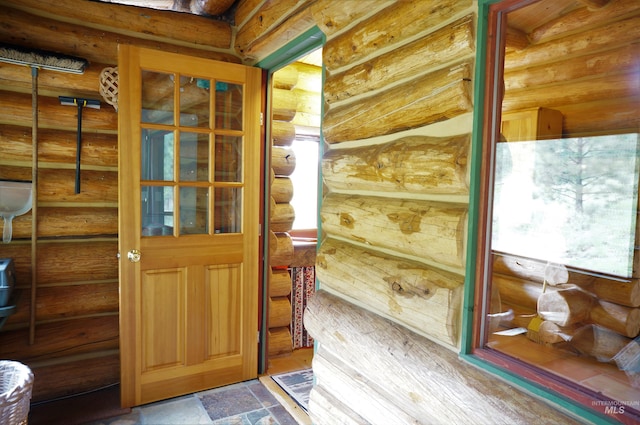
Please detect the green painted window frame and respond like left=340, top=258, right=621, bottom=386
left=460, top=1, right=622, bottom=424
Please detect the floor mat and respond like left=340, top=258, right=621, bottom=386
left=271, top=368, right=314, bottom=413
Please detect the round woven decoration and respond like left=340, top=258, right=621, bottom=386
left=99, top=66, right=119, bottom=111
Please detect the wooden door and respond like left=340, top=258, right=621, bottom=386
left=117, top=45, right=262, bottom=407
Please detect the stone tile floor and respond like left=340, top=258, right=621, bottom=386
left=89, top=380, right=299, bottom=425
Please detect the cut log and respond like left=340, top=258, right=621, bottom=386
left=0, top=6, right=238, bottom=66
left=235, top=0, right=308, bottom=57
left=237, top=5, right=316, bottom=63
left=324, top=16, right=474, bottom=104
left=189, top=0, right=235, bottom=16
left=0, top=126, right=118, bottom=169
left=309, top=0, right=394, bottom=37
left=537, top=287, right=594, bottom=326
left=30, top=351, right=120, bottom=403
left=38, top=168, right=118, bottom=204
left=309, top=384, right=367, bottom=425
left=0, top=61, right=106, bottom=98
left=528, top=0, right=636, bottom=44
left=269, top=296, right=292, bottom=329
left=270, top=203, right=295, bottom=232
left=313, top=347, right=418, bottom=425
left=559, top=96, right=639, bottom=138
left=273, top=65, right=299, bottom=90
left=271, top=177, right=294, bottom=203
left=272, top=88, right=298, bottom=122
left=269, top=231, right=294, bottom=266
left=570, top=324, right=631, bottom=362
left=38, top=207, right=118, bottom=238
left=0, top=315, right=119, bottom=361
left=493, top=253, right=595, bottom=288
left=272, top=146, right=296, bottom=176
left=322, top=134, right=470, bottom=195
left=505, top=25, right=530, bottom=51
left=503, top=72, right=638, bottom=113
left=320, top=0, right=472, bottom=71
left=494, top=273, right=546, bottom=311
left=323, top=63, right=473, bottom=143
left=36, top=241, right=118, bottom=284
left=321, top=193, right=467, bottom=270
left=2, top=0, right=232, bottom=50
left=537, top=320, right=578, bottom=345
left=7, top=281, right=118, bottom=325
left=590, top=299, right=640, bottom=338
left=507, top=15, right=640, bottom=72
left=0, top=90, right=116, bottom=132
left=316, top=237, right=463, bottom=346
left=268, top=326, right=292, bottom=357
left=505, top=44, right=639, bottom=91
left=592, top=277, right=640, bottom=308
left=272, top=120, right=296, bottom=146
left=269, top=268, right=292, bottom=298
left=304, top=291, right=580, bottom=424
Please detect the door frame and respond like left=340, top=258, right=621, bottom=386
left=255, top=26, right=325, bottom=373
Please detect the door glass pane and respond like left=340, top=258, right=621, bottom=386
left=215, top=187, right=241, bottom=234
left=180, top=187, right=208, bottom=235
left=215, top=135, right=242, bottom=182
left=141, top=186, right=174, bottom=236
left=141, top=129, right=174, bottom=181
left=180, top=132, right=209, bottom=182
left=180, top=76, right=210, bottom=128
left=141, top=70, right=174, bottom=125
left=215, top=82, right=243, bottom=130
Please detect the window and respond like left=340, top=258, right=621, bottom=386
left=289, top=136, right=319, bottom=231
left=472, top=0, right=640, bottom=422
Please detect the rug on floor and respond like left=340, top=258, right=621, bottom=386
left=271, top=368, right=314, bottom=412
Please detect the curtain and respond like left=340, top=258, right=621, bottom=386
left=291, top=266, right=315, bottom=349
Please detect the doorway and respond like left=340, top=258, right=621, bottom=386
left=257, top=30, right=324, bottom=416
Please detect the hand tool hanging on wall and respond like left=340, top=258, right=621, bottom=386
left=59, top=96, right=101, bottom=194
left=0, top=43, right=89, bottom=345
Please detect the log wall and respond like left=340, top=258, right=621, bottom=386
left=0, top=0, right=635, bottom=422
left=503, top=0, right=640, bottom=137
left=0, top=0, right=240, bottom=402
left=267, top=59, right=322, bottom=357
left=236, top=0, right=637, bottom=423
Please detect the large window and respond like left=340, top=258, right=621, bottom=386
left=473, top=0, right=640, bottom=422
left=493, top=134, right=640, bottom=278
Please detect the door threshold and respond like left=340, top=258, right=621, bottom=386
left=259, top=375, right=312, bottom=425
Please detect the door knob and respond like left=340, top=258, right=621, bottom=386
left=127, top=249, right=141, bottom=263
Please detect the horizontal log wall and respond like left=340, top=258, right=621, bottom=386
left=304, top=291, right=580, bottom=425
left=503, top=0, right=640, bottom=137
left=0, top=0, right=241, bottom=402
left=319, top=0, right=475, bottom=350
left=267, top=58, right=322, bottom=357
left=306, top=0, right=481, bottom=422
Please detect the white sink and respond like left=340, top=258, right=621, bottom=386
left=0, top=181, right=33, bottom=243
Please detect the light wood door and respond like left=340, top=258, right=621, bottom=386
left=117, top=45, right=262, bottom=407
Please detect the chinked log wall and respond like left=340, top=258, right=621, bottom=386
left=269, top=60, right=322, bottom=356
left=237, top=0, right=579, bottom=422
left=0, top=0, right=240, bottom=402
left=267, top=65, right=298, bottom=358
